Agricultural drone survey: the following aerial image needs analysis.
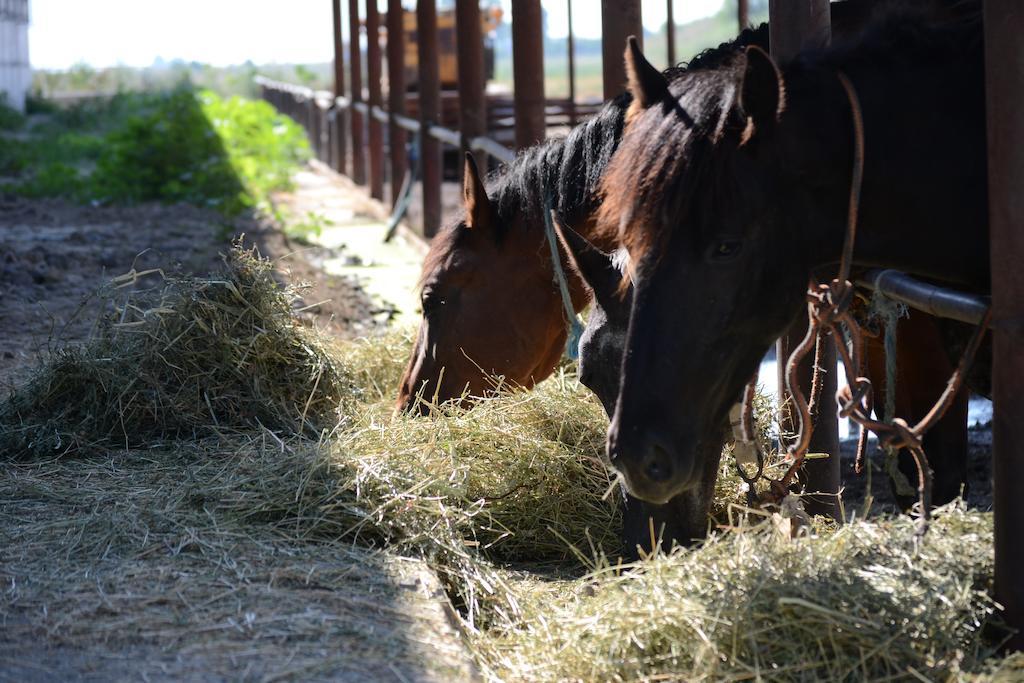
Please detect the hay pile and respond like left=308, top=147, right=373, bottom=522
left=1, top=246, right=1015, bottom=681
left=0, top=244, right=354, bottom=457
left=471, top=505, right=1005, bottom=681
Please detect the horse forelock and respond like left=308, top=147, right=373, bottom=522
left=598, top=65, right=744, bottom=272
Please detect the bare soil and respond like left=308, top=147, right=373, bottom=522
left=0, top=195, right=379, bottom=390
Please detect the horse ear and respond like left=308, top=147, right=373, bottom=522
left=625, top=36, right=669, bottom=110
left=463, top=152, right=492, bottom=231
left=740, top=45, right=786, bottom=136
left=551, top=212, right=622, bottom=309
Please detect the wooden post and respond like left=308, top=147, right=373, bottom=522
left=332, top=0, right=348, bottom=175
left=601, top=0, right=642, bottom=101
left=456, top=0, right=487, bottom=165
left=349, top=0, right=366, bottom=185
left=366, top=0, right=385, bottom=200
left=666, top=0, right=676, bottom=67
left=738, top=0, right=749, bottom=31
left=387, top=0, right=407, bottom=207
left=567, top=0, right=577, bottom=126
left=417, top=0, right=442, bottom=237
left=511, top=0, right=545, bottom=148
left=984, top=0, right=1024, bottom=652
left=769, top=0, right=839, bottom=520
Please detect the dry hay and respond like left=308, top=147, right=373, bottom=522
left=471, top=504, right=1006, bottom=682
left=0, top=243, right=355, bottom=458
left=0, top=245, right=1016, bottom=681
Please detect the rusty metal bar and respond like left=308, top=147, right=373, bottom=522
left=470, top=135, right=515, bottom=164
left=366, top=0, right=385, bottom=200
left=387, top=0, right=407, bottom=207
left=770, top=0, right=839, bottom=520
left=738, top=0, right=749, bottom=30
left=429, top=125, right=461, bottom=147
left=601, top=0, right=642, bottom=101
left=393, top=112, right=422, bottom=132
left=417, top=0, right=442, bottom=237
left=512, top=0, right=546, bottom=148
left=456, top=0, right=487, bottom=168
left=857, top=270, right=989, bottom=326
left=567, top=0, right=577, bottom=126
left=348, top=0, right=366, bottom=185
left=666, top=0, right=676, bottom=67
left=984, top=0, right=1024, bottom=652
left=332, top=0, right=348, bottom=174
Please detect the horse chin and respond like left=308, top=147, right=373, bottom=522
left=616, top=463, right=699, bottom=506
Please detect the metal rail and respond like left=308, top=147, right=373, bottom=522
left=857, top=269, right=989, bottom=326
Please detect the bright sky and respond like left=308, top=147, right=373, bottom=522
left=29, top=0, right=726, bottom=70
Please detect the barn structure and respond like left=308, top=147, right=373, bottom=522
left=258, top=0, right=1023, bottom=651
left=0, top=0, right=30, bottom=112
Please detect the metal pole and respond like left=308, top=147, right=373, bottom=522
left=601, top=0, right=642, bottom=101
left=666, top=0, right=676, bottom=67
left=738, top=0, right=749, bottom=31
left=511, top=0, right=546, bottom=148
left=769, top=0, right=839, bottom=520
left=456, top=0, right=487, bottom=165
left=984, top=0, right=1024, bottom=652
left=567, top=0, right=577, bottom=126
left=417, top=0, right=442, bottom=237
left=387, top=0, right=407, bottom=208
left=332, top=0, right=348, bottom=174
left=366, top=0, right=385, bottom=200
left=349, top=0, right=366, bottom=185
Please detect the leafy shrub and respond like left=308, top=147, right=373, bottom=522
left=5, top=88, right=310, bottom=215
left=0, top=95, right=25, bottom=131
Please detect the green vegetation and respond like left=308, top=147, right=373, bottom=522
left=0, top=96, right=26, bottom=131
left=0, top=88, right=310, bottom=215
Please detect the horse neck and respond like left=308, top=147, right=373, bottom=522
left=792, top=50, right=987, bottom=290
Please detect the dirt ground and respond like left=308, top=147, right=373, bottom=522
left=0, top=195, right=382, bottom=390
left=0, top=189, right=482, bottom=681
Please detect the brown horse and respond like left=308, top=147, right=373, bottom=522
left=395, top=28, right=770, bottom=414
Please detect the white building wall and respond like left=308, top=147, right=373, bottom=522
left=0, top=0, right=30, bottom=112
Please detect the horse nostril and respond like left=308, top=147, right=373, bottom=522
left=642, top=441, right=674, bottom=483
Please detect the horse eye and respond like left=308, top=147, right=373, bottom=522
left=421, top=290, right=446, bottom=313
left=708, top=239, right=742, bottom=262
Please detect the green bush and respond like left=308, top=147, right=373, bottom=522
left=0, top=95, right=25, bottom=131
left=5, top=88, right=310, bottom=216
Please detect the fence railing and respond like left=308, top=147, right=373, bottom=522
left=257, top=0, right=750, bottom=240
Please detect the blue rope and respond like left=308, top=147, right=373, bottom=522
left=542, top=192, right=585, bottom=360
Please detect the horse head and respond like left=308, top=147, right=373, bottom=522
left=396, top=153, right=586, bottom=414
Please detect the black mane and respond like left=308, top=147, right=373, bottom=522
left=605, top=0, right=982, bottom=261
left=482, top=23, right=770, bottom=238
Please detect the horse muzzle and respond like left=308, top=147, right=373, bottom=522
left=607, top=427, right=697, bottom=505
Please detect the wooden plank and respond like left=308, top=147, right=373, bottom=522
left=417, top=0, right=442, bottom=237
left=769, top=0, right=839, bottom=520
left=387, top=0, right=407, bottom=207
left=601, top=0, right=642, bottom=100
left=366, top=0, right=385, bottom=200
left=349, top=0, right=366, bottom=185
left=984, top=0, right=1024, bottom=652
left=511, top=0, right=546, bottom=148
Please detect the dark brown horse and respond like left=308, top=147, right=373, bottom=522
left=603, top=3, right=986, bottom=505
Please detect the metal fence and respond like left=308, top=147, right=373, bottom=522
left=258, top=0, right=748, bottom=239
